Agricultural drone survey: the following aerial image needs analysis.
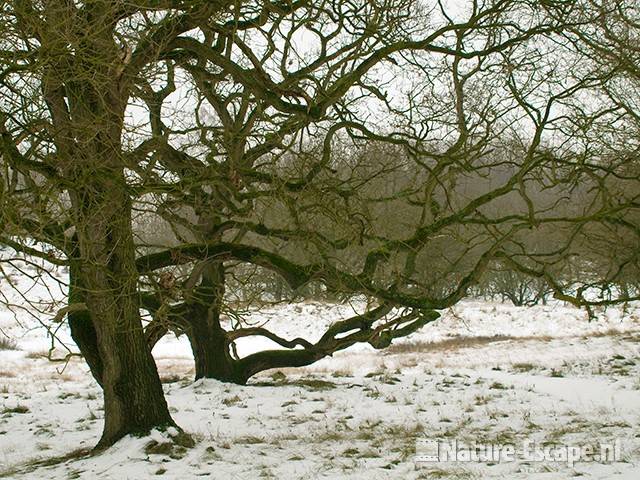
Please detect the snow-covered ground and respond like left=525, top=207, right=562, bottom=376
left=1, top=261, right=639, bottom=479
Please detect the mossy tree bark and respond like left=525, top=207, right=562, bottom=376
left=67, top=253, right=104, bottom=387
left=72, top=170, right=175, bottom=449
left=42, top=2, right=178, bottom=448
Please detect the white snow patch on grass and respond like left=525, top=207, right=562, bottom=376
left=1, top=260, right=639, bottom=478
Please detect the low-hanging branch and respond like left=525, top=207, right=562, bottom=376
left=142, top=297, right=441, bottom=384
left=233, top=307, right=441, bottom=383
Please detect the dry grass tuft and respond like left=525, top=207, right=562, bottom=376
left=0, top=337, right=18, bottom=351
left=386, top=335, right=528, bottom=354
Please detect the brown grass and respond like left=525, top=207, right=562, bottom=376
left=583, top=328, right=630, bottom=339
left=386, top=328, right=639, bottom=355
left=25, top=350, right=48, bottom=359
left=385, top=334, right=544, bottom=354
left=0, top=448, right=93, bottom=478
left=0, top=337, right=18, bottom=351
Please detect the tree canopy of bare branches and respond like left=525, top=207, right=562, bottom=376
left=1, top=0, right=639, bottom=448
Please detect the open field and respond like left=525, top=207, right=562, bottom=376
left=1, top=288, right=639, bottom=479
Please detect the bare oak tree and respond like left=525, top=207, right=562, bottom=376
left=1, top=0, right=639, bottom=448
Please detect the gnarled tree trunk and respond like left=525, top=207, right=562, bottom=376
left=185, top=310, right=244, bottom=383
left=43, top=1, right=181, bottom=446
left=73, top=173, right=175, bottom=448
left=181, top=261, right=246, bottom=382
left=68, top=255, right=104, bottom=387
